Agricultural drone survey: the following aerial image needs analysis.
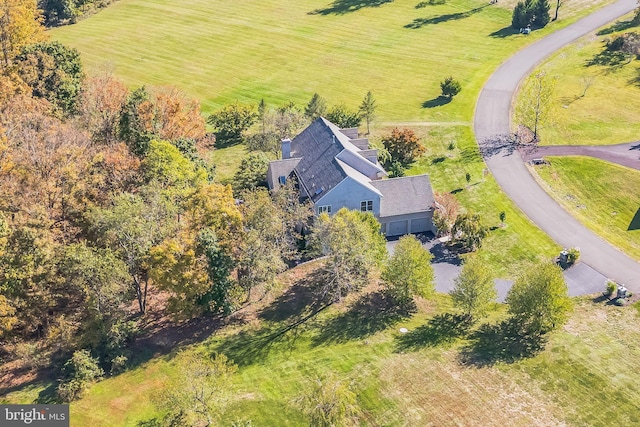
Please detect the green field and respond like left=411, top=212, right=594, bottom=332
left=514, top=12, right=640, bottom=146
left=5, top=262, right=640, bottom=425
left=532, top=156, right=640, bottom=261
left=51, top=0, right=614, bottom=121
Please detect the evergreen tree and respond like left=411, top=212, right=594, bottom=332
left=304, top=93, right=327, bottom=120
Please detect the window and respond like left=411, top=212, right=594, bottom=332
left=318, top=205, right=331, bottom=214
left=360, top=200, right=373, bottom=212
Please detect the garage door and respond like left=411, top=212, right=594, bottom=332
left=387, top=220, right=408, bottom=236
left=410, top=218, right=431, bottom=233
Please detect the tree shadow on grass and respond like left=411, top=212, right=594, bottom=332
left=416, top=0, right=446, bottom=8
left=627, top=207, right=640, bottom=231
left=586, top=49, right=632, bottom=69
left=312, top=291, right=414, bottom=345
left=458, top=318, right=547, bottom=367
left=489, top=26, right=520, bottom=38
left=395, top=313, right=472, bottom=352
left=596, top=19, right=637, bottom=36
left=309, top=0, right=394, bottom=15
left=422, top=96, right=451, bottom=108
left=259, top=269, right=330, bottom=323
left=629, top=67, right=640, bottom=87
left=405, top=5, right=488, bottom=29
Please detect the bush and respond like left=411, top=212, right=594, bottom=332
left=110, top=355, right=128, bottom=375
left=512, top=0, right=550, bottom=29
left=57, top=350, right=104, bottom=402
left=606, top=281, right=618, bottom=297
left=567, top=247, right=580, bottom=265
left=614, top=298, right=626, bottom=306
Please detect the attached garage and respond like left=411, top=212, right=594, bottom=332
left=410, top=218, right=431, bottom=234
left=387, top=220, right=408, bottom=237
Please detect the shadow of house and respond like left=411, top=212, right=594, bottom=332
left=312, top=291, right=414, bottom=345
left=628, top=207, right=640, bottom=231
left=310, top=0, right=394, bottom=15
left=422, top=96, right=452, bottom=108
left=405, top=5, right=488, bottom=29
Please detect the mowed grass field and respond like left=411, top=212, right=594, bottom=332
left=5, top=263, right=640, bottom=426
left=514, top=12, right=640, bottom=146
left=532, top=156, right=640, bottom=260
left=51, top=0, right=615, bottom=121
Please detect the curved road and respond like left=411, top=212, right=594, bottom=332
left=474, top=0, right=640, bottom=290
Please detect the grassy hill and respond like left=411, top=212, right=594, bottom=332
left=50, top=0, right=615, bottom=120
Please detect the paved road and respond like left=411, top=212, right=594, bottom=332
left=474, top=0, right=640, bottom=291
left=521, top=141, right=640, bottom=170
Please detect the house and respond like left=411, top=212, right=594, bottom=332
left=266, top=117, right=436, bottom=237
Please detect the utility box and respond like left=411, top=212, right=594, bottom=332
left=559, top=250, right=569, bottom=264
left=617, top=285, right=628, bottom=299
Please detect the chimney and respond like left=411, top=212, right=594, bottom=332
left=281, top=138, right=291, bottom=159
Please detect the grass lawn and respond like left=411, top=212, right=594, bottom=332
left=514, top=12, right=640, bottom=146
left=4, top=262, right=640, bottom=426
left=51, top=0, right=615, bottom=121
left=531, top=156, right=640, bottom=261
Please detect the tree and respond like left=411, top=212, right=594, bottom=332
left=15, top=41, right=83, bottom=114
left=326, top=103, right=361, bottom=128
left=56, top=349, right=104, bottom=402
left=506, top=261, right=572, bottom=334
left=499, top=211, right=506, bottom=225
left=232, top=152, right=270, bottom=194
left=450, top=257, right=496, bottom=320
left=382, top=127, right=425, bottom=164
left=451, top=212, right=487, bottom=251
left=533, top=0, right=551, bottom=27
left=305, top=92, right=327, bottom=120
left=79, top=72, right=128, bottom=144
left=512, top=0, right=535, bottom=29
left=309, top=208, right=386, bottom=302
left=142, top=139, right=207, bottom=190
left=432, top=192, right=459, bottom=236
left=0, top=0, right=47, bottom=70
left=270, top=101, right=308, bottom=139
left=516, top=72, right=555, bottom=142
left=440, top=76, right=461, bottom=98
left=358, top=90, right=376, bottom=135
left=207, top=102, right=257, bottom=146
left=382, top=235, right=434, bottom=306
left=155, top=351, right=237, bottom=427
left=296, top=373, right=361, bottom=427
left=245, top=131, right=280, bottom=157
left=553, top=0, right=563, bottom=21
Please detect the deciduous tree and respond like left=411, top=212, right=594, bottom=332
left=309, top=208, right=386, bottom=302
left=382, top=128, right=425, bottom=164
left=232, top=152, right=269, bottom=194
left=450, top=257, right=496, bottom=320
left=516, top=72, right=556, bottom=142
left=382, top=234, right=434, bottom=306
left=0, top=0, right=47, bottom=70
left=296, top=373, right=361, bottom=427
left=326, top=103, right=361, bottom=128
left=451, top=212, right=487, bottom=251
left=207, top=102, right=257, bottom=146
left=506, top=261, right=572, bottom=334
left=79, top=72, right=128, bottom=144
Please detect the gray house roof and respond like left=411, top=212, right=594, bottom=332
left=371, top=175, right=435, bottom=218
left=289, top=117, right=384, bottom=202
left=267, top=157, right=301, bottom=188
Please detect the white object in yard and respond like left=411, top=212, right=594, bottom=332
left=399, top=328, right=408, bottom=334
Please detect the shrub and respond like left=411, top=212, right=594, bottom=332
left=606, top=281, right=617, bottom=297
left=57, top=350, right=104, bottom=402
left=440, top=76, right=461, bottom=98
left=110, top=355, right=128, bottom=375
left=567, top=247, right=580, bottom=265
left=614, top=298, right=626, bottom=306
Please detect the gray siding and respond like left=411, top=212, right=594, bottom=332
left=315, top=178, right=381, bottom=215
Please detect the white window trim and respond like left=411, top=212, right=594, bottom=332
left=318, top=205, right=332, bottom=214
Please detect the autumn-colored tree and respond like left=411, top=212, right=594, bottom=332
left=79, top=72, right=128, bottom=144
left=0, top=0, right=47, bottom=70
left=451, top=212, right=488, bottom=251
left=382, top=128, right=425, bottom=164
left=432, top=192, right=459, bottom=236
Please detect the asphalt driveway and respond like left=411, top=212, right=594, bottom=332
left=474, top=0, right=640, bottom=291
